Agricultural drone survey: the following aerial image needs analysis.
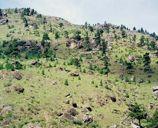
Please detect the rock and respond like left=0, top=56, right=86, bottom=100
left=13, top=71, right=22, bottom=80
left=0, top=18, right=8, bottom=25
left=72, top=102, right=78, bottom=108
left=128, top=55, right=135, bottom=62
left=131, top=122, right=140, bottom=128
left=148, top=103, right=155, bottom=109
left=63, top=112, right=74, bottom=120
left=83, top=106, right=93, bottom=113
left=14, top=86, right=25, bottom=94
left=0, top=105, right=13, bottom=115
left=83, top=115, right=93, bottom=123
left=25, top=123, right=41, bottom=128
left=86, top=106, right=92, bottom=112
left=153, top=86, right=158, bottom=99
left=110, top=95, right=117, bottom=102
left=67, top=108, right=78, bottom=116
left=31, top=61, right=40, bottom=66
left=56, top=112, right=63, bottom=117
left=138, top=79, right=144, bottom=84
left=70, top=72, right=80, bottom=77
left=65, top=93, right=71, bottom=97
left=64, top=99, right=70, bottom=104
left=153, top=86, right=158, bottom=92
left=52, top=81, right=57, bottom=85
left=110, top=124, right=117, bottom=128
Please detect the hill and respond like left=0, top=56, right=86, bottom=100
left=0, top=8, right=158, bottom=128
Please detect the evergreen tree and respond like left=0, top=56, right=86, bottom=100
left=55, top=31, right=60, bottom=41
left=83, top=32, right=91, bottom=51
left=143, top=53, right=151, bottom=72
left=59, top=22, right=64, bottom=28
left=0, top=9, right=3, bottom=16
left=73, top=30, right=81, bottom=41
left=101, top=55, right=110, bottom=75
left=42, top=33, right=50, bottom=45
left=63, top=31, right=69, bottom=38
left=95, top=29, right=101, bottom=46
left=133, top=27, right=136, bottom=31
left=139, top=35, right=145, bottom=46
left=122, top=30, right=127, bottom=38
left=147, top=110, right=158, bottom=128
left=128, top=103, right=147, bottom=127
left=23, top=17, right=28, bottom=27
left=84, top=22, right=88, bottom=29
left=101, top=39, right=108, bottom=55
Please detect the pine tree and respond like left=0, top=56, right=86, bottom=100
left=139, top=35, right=145, bottom=46
left=101, top=39, right=108, bottom=55
left=73, top=30, right=81, bottom=41
left=83, top=32, right=91, bottom=51
left=143, top=53, right=151, bottom=72
left=55, top=32, right=60, bottom=41
left=0, top=9, right=3, bottom=16
left=122, top=30, right=127, bottom=38
left=128, top=103, right=147, bottom=127
left=23, top=17, right=28, bottom=27
left=42, top=33, right=50, bottom=45
left=95, top=29, right=101, bottom=46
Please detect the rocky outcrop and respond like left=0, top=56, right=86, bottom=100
left=153, top=86, right=158, bottom=99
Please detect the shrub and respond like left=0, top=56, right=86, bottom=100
left=64, top=79, right=69, bottom=86
left=68, top=57, right=81, bottom=67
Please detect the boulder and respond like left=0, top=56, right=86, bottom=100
left=31, top=61, right=40, bottom=66
left=63, top=112, right=74, bottom=120
left=13, top=71, right=22, bottom=80
left=131, top=122, right=140, bottom=128
left=153, top=86, right=158, bottom=99
left=110, top=95, right=117, bottom=102
left=83, top=115, right=93, bottom=123
left=0, top=18, right=8, bottom=25
left=0, top=105, right=13, bottom=115
left=70, top=72, right=80, bottom=77
left=25, top=123, right=41, bottom=128
left=110, top=124, right=117, bottom=128
left=72, top=102, right=78, bottom=108
left=14, top=86, right=25, bottom=94
left=67, top=108, right=78, bottom=116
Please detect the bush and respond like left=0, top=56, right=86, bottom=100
left=68, top=57, right=81, bottom=67
left=64, top=79, right=69, bottom=86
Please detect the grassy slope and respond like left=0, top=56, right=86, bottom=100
left=0, top=9, right=158, bottom=128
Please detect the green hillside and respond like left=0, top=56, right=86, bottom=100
left=0, top=8, right=158, bottom=128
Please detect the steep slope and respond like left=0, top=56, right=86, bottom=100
left=0, top=8, right=158, bottom=128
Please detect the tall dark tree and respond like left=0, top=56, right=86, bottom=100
left=63, top=31, right=69, bottom=38
left=73, top=30, right=81, bottom=41
left=23, top=17, right=28, bottom=27
left=55, top=31, right=60, bottom=41
left=122, top=30, right=127, bottom=38
left=100, top=39, right=110, bottom=75
left=84, top=22, right=88, bottom=29
left=133, top=27, right=136, bottom=31
left=143, top=53, right=151, bottom=72
left=0, top=9, right=3, bottom=17
left=139, top=35, right=145, bottom=47
left=101, top=55, right=110, bottom=75
left=101, top=39, right=108, bottom=55
left=83, top=32, right=91, bottom=51
left=95, top=29, right=101, bottom=46
left=59, top=22, right=64, bottom=28
left=41, top=33, right=50, bottom=47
